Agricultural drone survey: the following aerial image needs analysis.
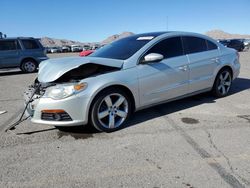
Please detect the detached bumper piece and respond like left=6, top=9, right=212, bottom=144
left=41, top=110, right=72, bottom=121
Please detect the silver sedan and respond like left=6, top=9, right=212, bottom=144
left=24, top=31, right=240, bottom=132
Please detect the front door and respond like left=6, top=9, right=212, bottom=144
left=137, top=37, right=189, bottom=107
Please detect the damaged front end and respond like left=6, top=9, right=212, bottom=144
left=23, top=57, right=123, bottom=126
left=24, top=81, right=54, bottom=117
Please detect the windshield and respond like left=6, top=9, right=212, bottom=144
left=90, top=35, right=154, bottom=60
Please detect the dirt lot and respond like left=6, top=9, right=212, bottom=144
left=0, top=52, right=250, bottom=188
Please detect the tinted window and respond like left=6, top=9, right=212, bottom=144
left=0, top=40, right=17, bottom=51
left=183, top=36, right=207, bottom=54
left=146, top=37, right=184, bottom=59
left=230, top=40, right=241, bottom=45
left=206, top=40, right=218, bottom=50
left=90, top=35, right=154, bottom=60
left=21, top=39, right=39, bottom=49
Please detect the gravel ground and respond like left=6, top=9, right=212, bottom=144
left=0, top=51, right=250, bottom=188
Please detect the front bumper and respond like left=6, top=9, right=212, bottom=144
left=24, top=87, right=90, bottom=126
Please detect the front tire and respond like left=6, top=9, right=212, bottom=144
left=90, top=88, right=131, bottom=132
left=212, top=68, right=232, bottom=97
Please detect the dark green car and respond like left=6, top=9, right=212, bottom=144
left=0, top=37, right=48, bottom=72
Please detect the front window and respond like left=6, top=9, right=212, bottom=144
left=145, top=37, right=184, bottom=59
left=90, top=35, right=155, bottom=60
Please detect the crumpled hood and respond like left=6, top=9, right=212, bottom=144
left=38, top=56, right=124, bottom=83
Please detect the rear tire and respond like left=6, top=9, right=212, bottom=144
left=90, top=88, right=132, bottom=132
left=212, top=68, right=232, bottom=97
left=21, top=59, right=37, bottom=73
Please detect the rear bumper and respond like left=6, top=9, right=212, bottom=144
left=233, top=63, right=240, bottom=80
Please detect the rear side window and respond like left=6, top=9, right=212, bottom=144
left=21, top=39, right=40, bottom=49
left=146, top=37, right=184, bottom=59
left=0, top=40, right=18, bottom=51
left=206, top=40, right=218, bottom=50
left=183, top=36, right=207, bottom=54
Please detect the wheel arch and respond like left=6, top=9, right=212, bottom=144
left=87, top=84, right=136, bottom=124
left=20, top=57, right=38, bottom=67
left=90, top=84, right=136, bottom=112
left=217, top=65, right=233, bottom=78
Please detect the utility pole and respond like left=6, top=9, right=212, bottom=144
left=166, top=16, right=169, bottom=31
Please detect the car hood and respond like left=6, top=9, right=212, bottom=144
left=38, top=56, right=124, bottom=83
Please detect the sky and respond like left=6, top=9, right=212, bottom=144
left=1, top=0, right=250, bottom=42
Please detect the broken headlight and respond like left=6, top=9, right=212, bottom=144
left=44, top=82, right=87, bottom=100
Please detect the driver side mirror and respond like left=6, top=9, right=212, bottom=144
left=141, top=53, right=164, bottom=64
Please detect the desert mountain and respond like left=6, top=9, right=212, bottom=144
left=205, top=30, right=250, bottom=39
left=40, top=30, right=250, bottom=47
left=40, top=32, right=134, bottom=47
left=101, top=32, right=134, bottom=45
left=40, top=37, right=96, bottom=47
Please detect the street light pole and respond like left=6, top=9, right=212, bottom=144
left=166, top=16, right=169, bottom=31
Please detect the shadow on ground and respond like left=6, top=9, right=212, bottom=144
left=18, top=77, right=250, bottom=137
left=0, top=70, right=25, bottom=77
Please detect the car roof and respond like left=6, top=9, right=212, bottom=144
left=124, top=31, right=217, bottom=40
left=131, top=32, right=171, bottom=37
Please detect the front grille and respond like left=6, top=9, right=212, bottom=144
left=41, top=112, right=72, bottom=121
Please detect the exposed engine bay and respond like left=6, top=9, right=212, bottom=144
left=54, top=63, right=120, bottom=83
left=30, top=63, right=120, bottom=96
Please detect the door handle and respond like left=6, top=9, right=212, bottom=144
left=178, top=65, right=188, bottom=71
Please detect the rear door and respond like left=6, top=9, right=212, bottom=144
left=137, top=37, right=189, bottom=107
left=0, top=40, right=21, bottom=68
left=182, top=36, right=219, bottom=93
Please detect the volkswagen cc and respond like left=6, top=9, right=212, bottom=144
left=24, top=32, right=240, bottom=132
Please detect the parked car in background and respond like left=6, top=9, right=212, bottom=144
left=79, top=49, right=95, bottom=57
left=79, top=45, right=102, bottom=56
left=50, top=47, right=61, bottom=53
left=62, top=45, right=71, bottom=53
left=219, top=39, right=244, bottom=52
left=45, top=47, right=52, bottom=53
left=0, top=37, right=48, bottom=72
left=71, top=45, right=82, bottom=52
left=25, top=32, right=240, bottom=132
left=218, top=39, right=230, bottom=46
left=243, top=39, right=250, bottom=50
left=228, top=39, right=245, bottom=51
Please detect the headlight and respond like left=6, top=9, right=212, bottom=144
left=44, top=82, right=87, bottom=100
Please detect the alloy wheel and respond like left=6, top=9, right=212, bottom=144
left=217, top=71, right=232, bottom=95
left=97, top=93, right=128, bottom=129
